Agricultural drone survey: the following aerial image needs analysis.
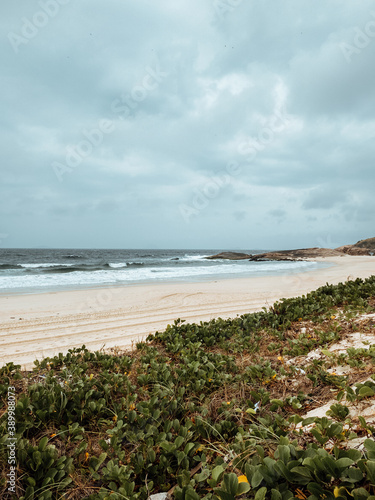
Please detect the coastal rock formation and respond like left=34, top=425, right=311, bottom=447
left=249, top=248, right=344, bottom=261
left=335, top=245, right=371, bottom=256
left=206, top=238, right=375, bottom=261
left=354, top=237, right=375, bottom=249
left=336, top=237, right=375, bottom=256
left=205, top=252, right=252, bottom=260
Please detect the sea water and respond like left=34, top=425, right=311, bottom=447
left=0, top=248, right=331, bottom=294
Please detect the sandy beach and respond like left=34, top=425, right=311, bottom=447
left=0, top=255, right=374, bottom=370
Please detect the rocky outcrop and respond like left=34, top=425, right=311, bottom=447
left=335, top=237, right=375, bottom=256
left=335, top=245, right=371, bottom=256
left=249, top=248, right=344, bottom=262
left=205, top=252, right=252, bottom=260
left=354, top=237, right=375, bottom=250
left=206, top=238, right=375, bottom=262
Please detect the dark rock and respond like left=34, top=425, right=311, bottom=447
left=353, top=237, right=375, bottom=250
left=249, top=248, right=345, bottom=261
left=205, top=252, right=252, bottom=260
left=336, top=237, right=375, bottom=255
left=335, top=245, right=371, bottom=256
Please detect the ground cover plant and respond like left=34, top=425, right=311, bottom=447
left=1, top=276, right=375, bottom=499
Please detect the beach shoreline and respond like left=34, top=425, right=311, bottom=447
left=1, top=255, right=374, bottom=369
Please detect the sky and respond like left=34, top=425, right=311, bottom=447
left=1, top=0, right=374, bottom=250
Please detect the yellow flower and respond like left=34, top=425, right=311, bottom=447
left=331, top=315, right=336, bottom=320
left=50, top=433, right=56, bottom=438
left=129, top=403, right=136, bottom=410
left=113, top=415, right=117, bottom=422
left=272, top=374, right=277, bottom=379
left=226, top=401, right=231, bottom=405
left=237, top=475, right=249, bottom=483
left=298, top=317, right=302, bottom=321
left=208, top=378, right=213, bottom=382
left=89, top=374, right=94, bottom=380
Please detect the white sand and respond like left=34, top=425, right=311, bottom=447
left=0, top=255, right=374, bottom=369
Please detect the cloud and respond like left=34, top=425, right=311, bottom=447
left=0, top=0, right=374, bottom=249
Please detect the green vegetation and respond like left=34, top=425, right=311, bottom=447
left=1, top=276, right=375, bottom=499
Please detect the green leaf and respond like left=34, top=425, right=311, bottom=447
left=223, top=473, right=239, bottom=496
left=174, top=436, right=185, bottom=448
left=237, top=482, right=250, bottom=495
left=276, top=445, right=290, bottom=464
left=184, top=442, right=195, bottom=455
left=38, top=436, right=49, bottom=451
left=343, top=467, right=364, bottom=483
left=344, top=449, right=362, bottom=462
left=365, top=460, right=375, bottom=484
left=290, top=466, right=312, bottom=480
left=176, top=450, right=185, bottom=465
left=160, top=442, right=174, bottom=453
left=271, top=489, right=282, bottom=500
left=351, top=487, right=370, bottom=500
left=358, top=386, right=375, bottom=398
left=251, top=469, right=264, bottom=489
left=254, top=486, right=267, bottom=500
left=185, top=487, right=200, bottom=500
left=24, top=486, right=35, bottom=499
left=212, top=465, right=226, bottom=483
left=256, top=445, right=265, bottom=459
left=195, top=468, right=210, bottom=483
left=216, top=490, right=234, bottom=500
left=246, top=408, right=257, bottom=414
left=365, top=439, right=375, bottom=452
left=335, top=457, right=354, bottom=469
left=307, top=482, right=324, bottom=497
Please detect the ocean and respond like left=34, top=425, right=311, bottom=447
left=0, top=248, right=330, bottom=294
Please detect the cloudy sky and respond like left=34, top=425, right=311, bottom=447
left=1, top=0, right=374, bottom=250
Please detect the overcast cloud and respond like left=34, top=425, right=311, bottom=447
left=1, top=0, right=374, bottom=250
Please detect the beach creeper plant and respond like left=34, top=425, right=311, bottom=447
left=1, top=276, right=375, bottom=498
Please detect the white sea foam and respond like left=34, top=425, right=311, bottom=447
left=0, top=259, right=327, bottom=293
